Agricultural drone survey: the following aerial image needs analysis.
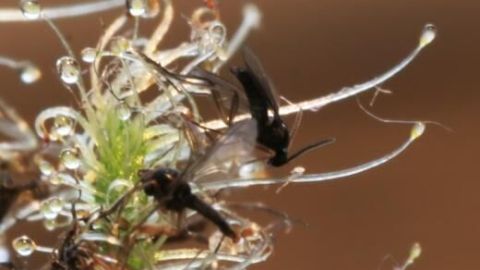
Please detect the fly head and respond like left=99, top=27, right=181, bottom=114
left=141, top=168, right=179, bottom=199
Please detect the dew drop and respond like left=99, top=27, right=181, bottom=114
left=43, top=219, right=57, bottom=231
left=143, top=0, right=160, bottom=18
left=419, top=24, right=437, bottom=47
left=76, top=209, right=90, bottom=220
left=127, top=0, right=147, bottom=17
left=408, top=242, right=422, bottom=262
left=290, top=166, right=306, bottom=177
left=110, top=37, right=131, bottom=55
left=410, top=122, right=426, bottom=140
left=20, top=0, right=41, bottom=20
left=49, top=174, right=62, bottom=185
left=60, top=148, right=80, bottom=170
left=20, top=64, right=41, bottom=84
left=40, top=199, right=57, bottom=220
left=81, top=47, right=97, bottom=63
left=239, top=161, right=265, bottom=178
left=48, top=197, right=64, bottom=213
left=53, top=115, right=74, bottom=137
left=48, top=128, right=60, bottom=142
left=209, top=22, right=227, bottom=45
left=56, top=56, right=80, bottom=84
left=38, top=159, right=54, bottom=176
left=194, top=21, right=227, bottom=54
left=12, top=235, right=36, bottom=257
left=116, top=102, right=132, bottom=121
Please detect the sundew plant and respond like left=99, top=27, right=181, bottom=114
left=0, top=0, right=435, bottom=269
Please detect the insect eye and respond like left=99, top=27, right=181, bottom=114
left=164, top=172, right=176, bottom=182
left=143, top=181, right=158, bottom=196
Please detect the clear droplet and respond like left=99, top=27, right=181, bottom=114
left=410, top=122, right=426, bottom=140
left=60, top=148, right=80, bottom=170
left=48, top=197, right=64, bottom=213
left=20, top=0, right=41, bottom=20
left=81, top=47, right=97, bottom=63
left=209, top=22, right=227, bottom=45
left=116, top=103, right=132, bottom=121
left=408, top=242, right=422, bottom=263
left=419, top=24, right=437, bottom=47
left=143, top=0, right=160, bottom=18
left=40, top=199, right=57, bottom=220
left=110, top=37, right=131, bottom=55
left=48, top=128, right=60, bottom=142
left=76, top=209, right=90, bottom=220
left=20, top=64, right=41, bottom=84
left=49, top=174, right=62, bottom=185
left=193, top=21, right=227, bottom=54
left=239, top=161, right=265, bottom=178
left=127, top=0, right=147, bottom=16
left=290, top=166, right=305, bottom=176
left=38, top=159, right=54, bottom=176
left=43, top=219, right=57, bottom=231
left=12, top=235, right=36, bottom=257
left=53, top=115, right=74, bottom=137
left=56, top=56, right=80, bottom=84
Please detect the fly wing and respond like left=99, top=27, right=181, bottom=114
left=183, top=119, right=258, bottom=183
left=189, top=67, right=248, bottom=124
left=242, top=47, right=281, bottom=113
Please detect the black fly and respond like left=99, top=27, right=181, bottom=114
left=231, top=48, right=334, bottom=166
left=140, top=168, right=237, bottom=240
left=139, top=120, right=259, bottom=241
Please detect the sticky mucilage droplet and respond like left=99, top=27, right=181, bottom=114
left=209, top=22, right=227, bottom=45
left=20, top=0, right=41, bottom=20
left=20, top=64, right=41, bottom=84
left=290, top=166, right=306, bottom=176
left=43, top=219, right=57, bottom=231
left=40, top=197, right=64, bottom=220
left=12, top=235, right=36, bottom=257
left=38, top=158, right=55, bottom=176
left=110, top=37, right=131, bottom=55
left=60, top=148, right=81, bottom=170
left=116, top=102, right=132, bottom=121
left=48, top=197, right=64, bottom=213
left=143, top=0, right=161, bottom=18
left=419, top=24, right=437, bottom=48
left=40, top=199, right=57, bottom=220
left=56, top=56, right=81, bottom=84
left=410, top=122, right=426, bottom=140
left=81, top=47, right=97, bottom=63
left=53, top=115, right=74, bottom=137
left=49, top=174, right=63, bottom=185
left=127, top=0, right=147, bottom=17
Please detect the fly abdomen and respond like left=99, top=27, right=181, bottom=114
left=231, top=67, right=270, bottom=126
left=186, top=194, right=237, bottom=240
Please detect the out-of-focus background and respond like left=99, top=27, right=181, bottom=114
left=0, top=0, right=478, bottom=269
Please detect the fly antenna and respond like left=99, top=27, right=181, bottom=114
left=286, top=138, right=335, bottom=164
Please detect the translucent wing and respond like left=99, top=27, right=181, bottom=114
left=183, top=119, right=258, bottom=183
left=190, top=67, right=248, bottom=124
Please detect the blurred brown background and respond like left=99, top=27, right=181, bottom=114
left=0, top=0, right=478, bottom=269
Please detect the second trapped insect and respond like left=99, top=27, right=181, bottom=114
left=232, top=48, right=335, bottom=166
